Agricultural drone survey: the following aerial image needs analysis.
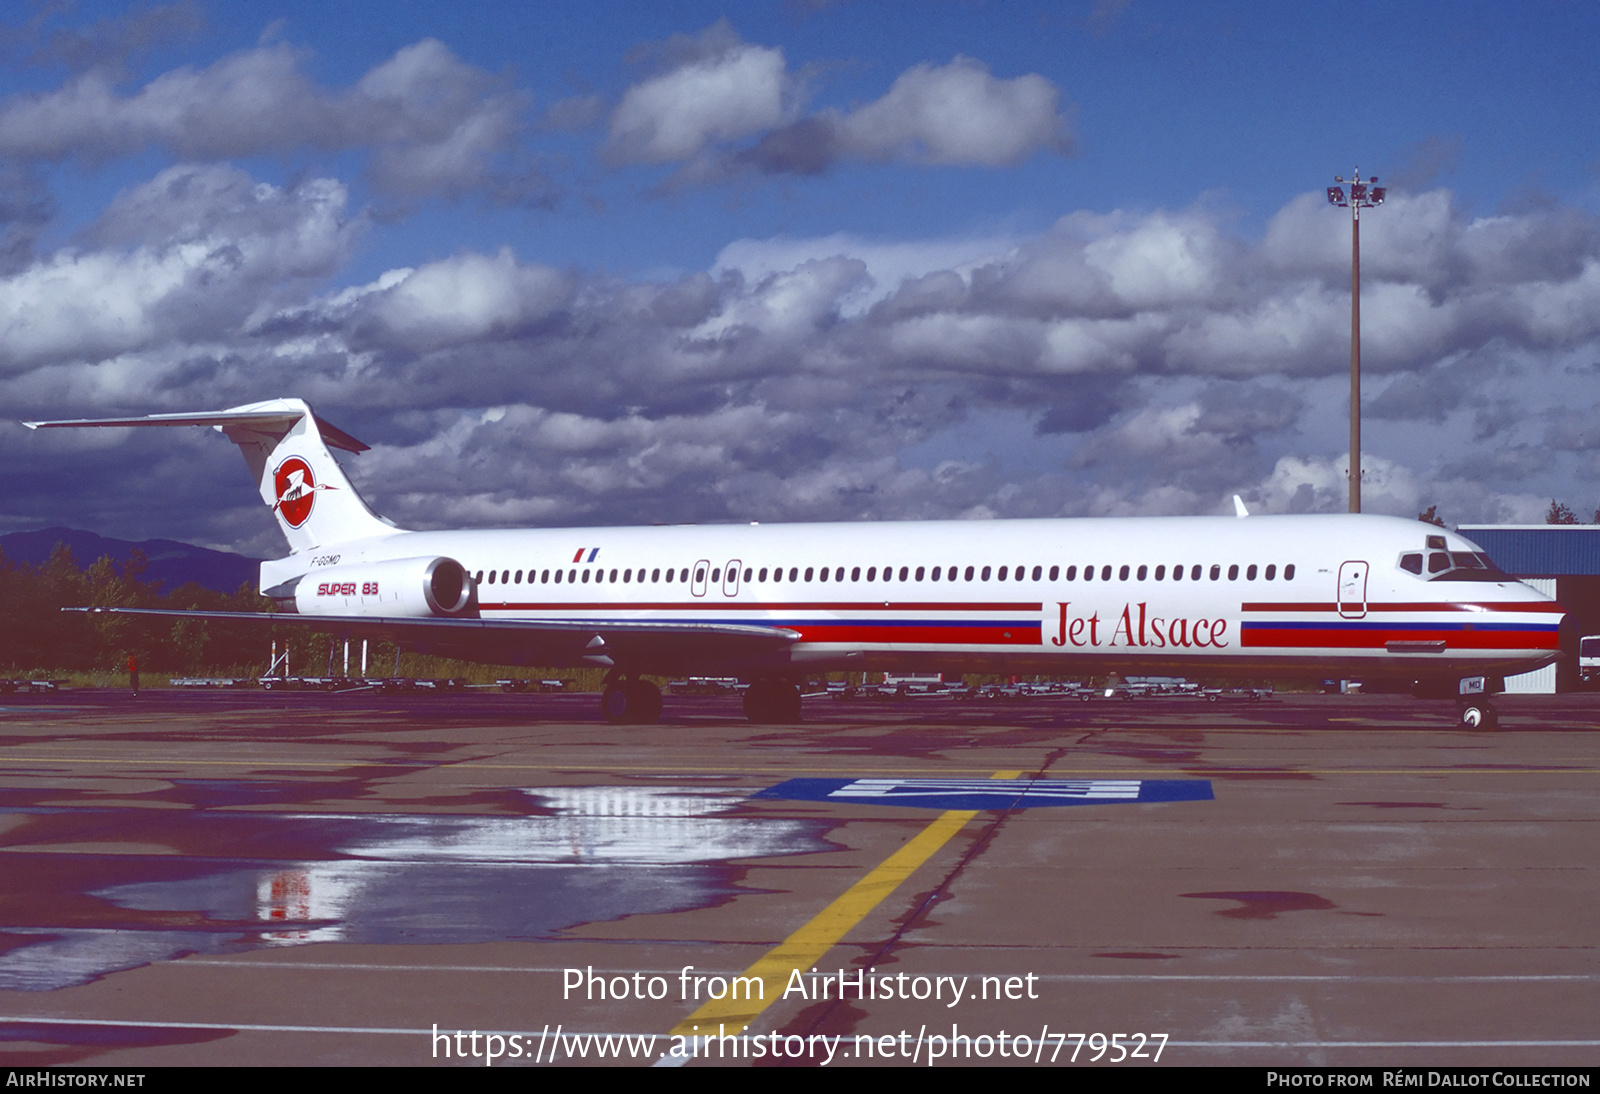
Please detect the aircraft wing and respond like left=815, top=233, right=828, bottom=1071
left=68, top=607, right=800, bottom=672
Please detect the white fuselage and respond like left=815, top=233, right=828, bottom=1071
left=270, top=512, right=1563, bottom=682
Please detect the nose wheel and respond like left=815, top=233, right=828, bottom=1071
left=600, top=677, right=663, bottom=724
left=1457, top=698, right=1498, bottom=730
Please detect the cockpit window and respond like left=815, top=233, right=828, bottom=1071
left=1410, top=546, right=1512, bottom=582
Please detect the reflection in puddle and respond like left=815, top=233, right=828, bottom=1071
left=0, top=787, right=826, bottom=991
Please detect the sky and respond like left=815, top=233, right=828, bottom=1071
left=3, top=0, right=1600, bottom=557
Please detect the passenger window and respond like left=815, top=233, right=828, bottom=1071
left=1063, top=565, right=1074, bottom=580
left=1119, top=565, right=1130, bottom=581
left=835, top=567, right=844, bottom=581
left=997, top=566, right=1007, bottom=581
left=1399, top=554, right=1422, bottom=575
left=681, top=568, right=690, bottom=582
left=1085, top=566, right=1095, bottom=582
left=1155, top=565, right=1166, bottom=580
left=744, top=568, right=752, bottom=582
left=651, top=568, right=659, bottom=582
left=553, top=570, right=562, bottom=584
left=851, top=567, right=861, bottom=581
left=515, top=570, right=523, bottom=584
left=1049, top=565, right=1059, bottom=580
left=931, top=566, right=941, bottom=581
left=696, top=567, right=706, bottom=583
left=1209, top=565, right=1220, bottom=580
left=805, top=567, right=814, bottom=581
left=582, top=570, right=590, bottom=584
left=1137, top=565, right=1147, bottom=580
left=867, top=567, right=876, bottom=581
left=623, top=569, right=631, bottom=583
left=542, top=569, right=550, bottom=583
left=1172, top=565, right=1183, bottom=581
left=965, top=566, right=976, bottom=581
left=759, top=567, right=768, bottom=581
left=1032, top=565, right=1042, bottom=580
left=899, top=566, right=909, bottom=581
left=1191, top=565, right=1202, bottom=580
left=1284, top=564, right=1296, bottom=580
left=1264, top=564, right=1275, bottom=580
left=1246, top=564, right=1257, bottom=580
left=1227, top=564, right=1239, bottom=581
left=916, top=566, right=925, bottom=581
left=819, top=567, right=829, bottom=582
left=487, top=570, right=496, bottom=585
left=1101, top=565, right=1112, bottom=581
left=609, top=569, right=617, bottom=582
left=664, top=569, right=673, bottom=583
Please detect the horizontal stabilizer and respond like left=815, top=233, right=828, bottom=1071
left=25, top=408, right=370, bottom=453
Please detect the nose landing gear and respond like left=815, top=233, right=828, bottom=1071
left=1455, top=676, right=1500, bottom=730
left=1457, top=697, right=1498, bottom=730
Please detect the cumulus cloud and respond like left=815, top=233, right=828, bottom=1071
left=607, top=29, right=792, bottom=166
left=9, top=170, right=1600, bottom=546
left=0, top=38, right=539, bottom=204
left=0, top=164, right=358, bottom=374
left=609, top=23, right=1071, bottom=182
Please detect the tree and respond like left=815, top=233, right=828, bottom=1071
left=1417, top=505, right=1445, bottom=527
left=1546, top=500, right=1579, bottom=525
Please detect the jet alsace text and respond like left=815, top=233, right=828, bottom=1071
left=1050, top=601, right=1229, bottom=649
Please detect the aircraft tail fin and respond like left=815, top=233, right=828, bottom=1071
left=25, top=398, right=398, bottom=553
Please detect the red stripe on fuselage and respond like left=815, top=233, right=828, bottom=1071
left=1241, top=627, right=1560, bottom=651
left=1240, top=601, right=1562, bottom=613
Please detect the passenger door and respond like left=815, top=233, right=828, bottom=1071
left=1338, top=561, right=1369, bottom=619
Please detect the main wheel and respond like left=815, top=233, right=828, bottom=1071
left=625, top=679, right=662, bottom=724
left=601, top=683, right=631, bottom=724
left=1458, top=700, right=1498, bottom=730
left=743, top=680, right=802, bottom=724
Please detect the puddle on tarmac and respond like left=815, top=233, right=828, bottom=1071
left=0, top=786, right=829, bottom=991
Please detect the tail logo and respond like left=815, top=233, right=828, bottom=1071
left=272, top=456, right=334, bottom=528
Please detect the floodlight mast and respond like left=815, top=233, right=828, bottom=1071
left=1326, top=169, right=1386, bottom=513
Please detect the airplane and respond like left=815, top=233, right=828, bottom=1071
left=25, top=398, right=1565, bottom=729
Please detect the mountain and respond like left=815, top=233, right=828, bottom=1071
left=0, top=528, right=261, bottom=595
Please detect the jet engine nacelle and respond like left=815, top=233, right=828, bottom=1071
left=293, top=556, right=475, bottom=618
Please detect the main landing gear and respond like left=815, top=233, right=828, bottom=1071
left=743, top=679, right=802, bottom=724
left=600, top=675, right=662, bottom=725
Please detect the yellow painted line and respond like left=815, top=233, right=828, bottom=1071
left=664, top=770, right=1025, bottom=1040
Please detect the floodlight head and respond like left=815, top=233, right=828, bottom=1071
left=1350, top=183, right=1367, bottom=202
left=1370, top=187, right=1386, bottom=205
left=1327, top=186, right=1345, bottom=205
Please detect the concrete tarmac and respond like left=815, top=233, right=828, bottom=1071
left=0, top=688, right=1596, bottom=1068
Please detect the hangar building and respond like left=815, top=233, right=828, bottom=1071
left=1457, top=524, right=1600, bottom=693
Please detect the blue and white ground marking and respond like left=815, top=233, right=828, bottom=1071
left=751, top=778, right=1213, bottom=811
